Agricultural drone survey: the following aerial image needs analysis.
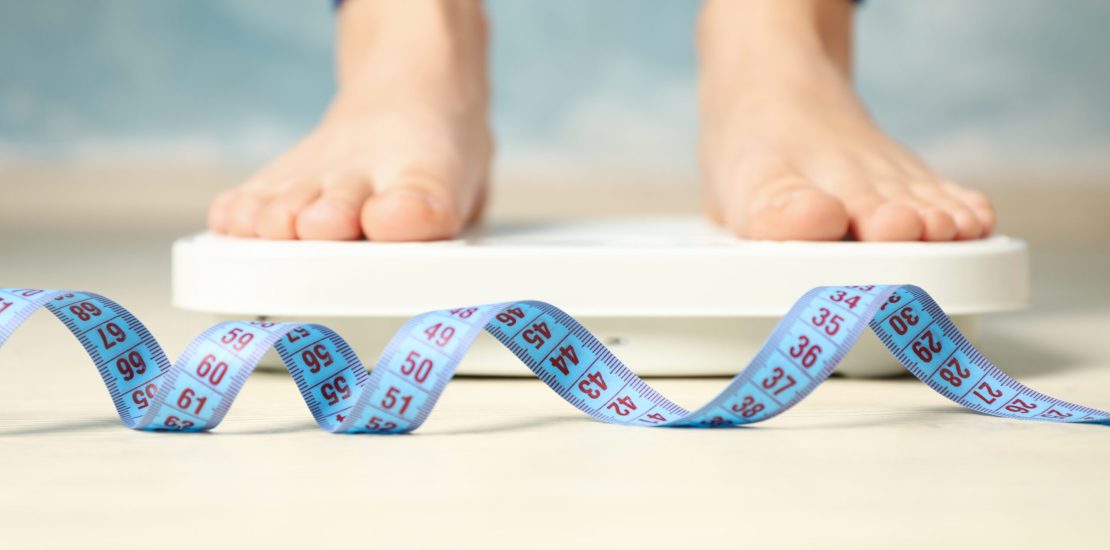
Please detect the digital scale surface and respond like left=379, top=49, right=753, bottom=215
left=172, top=216, right=1028, bottom=377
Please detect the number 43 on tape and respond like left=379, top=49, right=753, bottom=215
left=0, top=285, right=1107, bottom=433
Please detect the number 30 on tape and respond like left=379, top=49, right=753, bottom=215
left=0, top=285, right=1106, bottom=433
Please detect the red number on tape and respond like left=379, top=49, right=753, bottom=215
left=938, top=357, right=971, bottom=387
left=548, top=345, right=579, bottom=376
left=1005, top=398, right=1038, bottom=414
left=522, top=321, right=551, bottom=350
left=788, top=336, right=822, bottom=368
left=98, top=322, right=127, bottom=350
left=423, top=323, right=455, bottom=347
left=285, top=327, right=309, bottom=344
left=829, top=290, right=861, bottom=309
left=321, top=376, right=352, bottom=406
left=578, top=371, right=608, bottom=399
left=888, top=306, right=920, bottom=336
left=973, top=381, right=1004, bottom=405
left=131, top=383, right=158, bottom=410
left=115, top=350, right=147, bottom=382
left=731, top=395, right=765, bottom=418
left=495, top=307, right=525, bottom=327
left=164, top=416, right=194, bottom=430
left=761, top=367, right=797, bottom=397
left=380, top=386, right=413, bottom=415
left=365, top=416, right=398, bottom=431
left=220, top=328, right=254, bottom=352
left=196, top=353, right=228, bottom=386
left=912, top=330, right=943, bottom=362
left=606, top=395, right=638, bottom=416
left=811, top=307, right=843, bottom=336
left=301, top=344, right=334, bottom=374
left=69, top=302, right=102, bottom=322
left=401, top=350, right=434, bottom=383
left=1042, top=408, right=1074, bottom=419
left=177, top=388, right=207, bottom=415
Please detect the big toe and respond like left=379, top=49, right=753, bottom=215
left=361, top=178, right=464, bottom=242
left=736, top=183, right=850, bottom=241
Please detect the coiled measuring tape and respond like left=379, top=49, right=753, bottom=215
left=1, top=284, right=1107, bottom=432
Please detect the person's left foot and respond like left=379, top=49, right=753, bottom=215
left=698, top=0, right=995, bottom=241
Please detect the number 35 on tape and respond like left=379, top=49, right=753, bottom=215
left=0, top=285, right=1107, bottom=433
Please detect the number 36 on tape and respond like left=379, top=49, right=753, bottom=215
left=0, top=285, right=1107, bottom=433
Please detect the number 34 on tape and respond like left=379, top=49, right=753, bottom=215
left=0, top=285, right=1106, bottom=433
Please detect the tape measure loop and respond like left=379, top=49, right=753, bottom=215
left=0, top=285, right=1106, bottom=432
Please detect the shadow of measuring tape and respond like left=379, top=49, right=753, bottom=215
left=1, top=285, right=1107, bottom=433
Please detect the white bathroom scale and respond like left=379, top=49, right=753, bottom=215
left=172, top=217, right=1029, bottom=377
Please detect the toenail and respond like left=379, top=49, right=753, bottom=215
left=388, top=187, right=446, bottom=213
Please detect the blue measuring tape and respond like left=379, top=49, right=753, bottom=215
left=0, top=285, right=1106, bottom=432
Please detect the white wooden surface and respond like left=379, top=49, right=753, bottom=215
left=2, top=210, right=1109, bottom=549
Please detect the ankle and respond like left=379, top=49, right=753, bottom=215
left=698, top=0, right=858, bottom=115
left=327, top=0, right=489, bottom=119
left=335, top=0, right=488, bottom=85
left=698, top=0, right=854, bottom=77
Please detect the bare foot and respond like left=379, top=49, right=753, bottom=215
left=208, top=0, right=491, bottom=241
left=698, top=0, right=995, bottom=241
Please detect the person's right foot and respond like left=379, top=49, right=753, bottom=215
left=208, top=0, right=492, bottom=241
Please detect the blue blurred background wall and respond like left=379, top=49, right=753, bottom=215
left=1, top=0, right=1108, bottom=181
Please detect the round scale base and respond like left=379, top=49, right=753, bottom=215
left=173, top=217, right=1027, bottom=377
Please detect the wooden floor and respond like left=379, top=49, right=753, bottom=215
left=2, top=172, right=1109, bottom=549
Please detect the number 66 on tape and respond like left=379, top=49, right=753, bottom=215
left=0, top=285, right=1107, bottom=433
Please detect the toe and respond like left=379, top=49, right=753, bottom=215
left=911, top=182, right=983, bottom=240
left=845, top=195, right=925, bottom=241
left=942, top=182, right=996, bottom=236
left=227, top=191, right=269, bottom=238
left=361, top=171, right=464, bottom=242
left=208, top=190, right=236, bottom=234
left=256, top=180, right=321, bottom=239
left=295, top=174, right=372, bottom=240
left=917, top=207, right=958, bottom=242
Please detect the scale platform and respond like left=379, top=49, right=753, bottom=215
left=172, top=217, right=1029, bottom=377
